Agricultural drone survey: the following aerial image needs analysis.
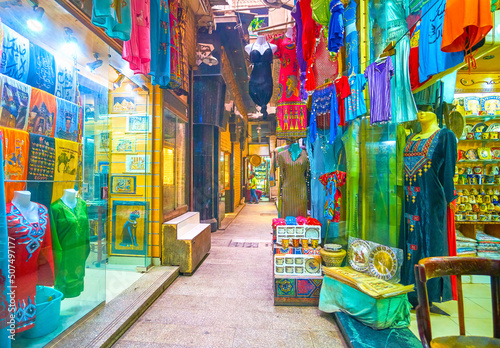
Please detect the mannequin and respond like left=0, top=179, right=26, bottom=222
left=285, top=27, right=293, bottom=39
left=246, top=36, right=277, bottom=119
left=50, top=189, right=90, bottom=298
left=245, top=35, right=277, bottom=55
left=12, top=191, right=39, bottom=223
left=61, top=188, right=78, bottom=210
left=399, top=110, right=457, bottom=308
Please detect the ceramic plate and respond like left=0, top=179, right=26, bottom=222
left=487, top=123, right=500, bottom=132
left=472, top=122, right=488, bottom=133
left=492, top=148, right=500, bottom=160
left=465, top=149, right=479, bottom=161
left=305, top=227, right=319, bottom=240
left=368, top=246, right=398, bottom=281
left=348, top=239, right=371, bottom=272
left=478, top=147, right=491, bottom=160
left=464, top=124, right=474, bottom=133
left=305, top=258, right=321, bottom=274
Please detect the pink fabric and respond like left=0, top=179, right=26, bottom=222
left=272, top=218, right=287, bottom=229
left=123, top=0, right=151, bottom=75
left=296, top=216, right=308, bottom=225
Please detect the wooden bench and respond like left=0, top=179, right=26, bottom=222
left=162, top=212, right=211, bottom=275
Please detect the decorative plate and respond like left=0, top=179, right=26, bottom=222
left=368, top=246, right=398, bottom=281
left=481, top=96, right=500, bottom=115
left=487, top=123, right=500, bottom=132
left=464, top=124, right=474, bottom=133
left=465, top=149, right=479, bottom=161
left=491, top=148, right=500, bottom=160
left=348, top=239, right=371, bottom=272
left=305, top=227, right=319, bottom=240
left=471, top=122, right=488, bottom=133
left=478, top=147, right=492, bottom=160
left=465, top=96, right=481, bottom=114
left=305, top=258, right=321, bottom=274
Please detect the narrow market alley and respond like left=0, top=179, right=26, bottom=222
left=113, top=202, right=346, bottom=348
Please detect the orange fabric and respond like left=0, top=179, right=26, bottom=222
left=27, top=88, right=57, bottom=137
left=1, top=127, right=29, bottom=202
left=441, top=0, right=493, bottom=53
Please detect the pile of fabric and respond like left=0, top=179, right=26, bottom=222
left=455, top=231, right=477, bottom=257
left=476, top=231, right=500, bottom=259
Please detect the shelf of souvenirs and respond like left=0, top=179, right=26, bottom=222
left=459, top=139, right=500, bottom=143
left=455, top=220, right=500, bottom=224
left=463, top=114, right=500, bottom=121
left=456, top=183, right=500, bottom=186
left=457, top=160, right=500, bottom=164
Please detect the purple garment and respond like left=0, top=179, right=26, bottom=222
left=364, top=57, right=394, bottom=125
left=291, top=4, right=308, bottom=101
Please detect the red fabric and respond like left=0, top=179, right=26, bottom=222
left=447, top=201, right=458, bottom=301
left=313, top=34, right=339, bottom=86
left=3, top=203, right=54, bottom=333
left=409, top=22, right=430, bottom=91
left=301, top=0, right=319, bottom=91
left=334, top=76, right=351, bottom=126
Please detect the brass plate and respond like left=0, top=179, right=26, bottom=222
left=348, top=239, right=370, bottom=272
left=368, top=246, right=398, bottom=281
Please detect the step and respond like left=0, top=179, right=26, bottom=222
left=178, top=223, right=211, bottom=241
left=166, top=212, right=200, bottom=235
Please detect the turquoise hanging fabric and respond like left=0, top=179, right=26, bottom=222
left=92, top=0, right=132, bottom=41
left=289, top=142, right=302, bottom=162
left=150, top=0, right=171, bottom=88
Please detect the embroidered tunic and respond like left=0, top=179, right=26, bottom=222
left=50, top=198, right=90, bottom=298
left=3, top=203, right=54, bottom=333
left=319, top=171, right=346, bottom=222
left=400, top=128, right=457, bottom=306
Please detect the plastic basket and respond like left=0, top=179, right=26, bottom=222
left=21, top=286, right=63, bottom=338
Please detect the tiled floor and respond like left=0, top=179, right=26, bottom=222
left=114, top=202, right=346, bottom=348
left=409, top=282, right=494, bottom=339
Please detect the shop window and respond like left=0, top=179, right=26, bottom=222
left=163, top=108, right=188, bottom=219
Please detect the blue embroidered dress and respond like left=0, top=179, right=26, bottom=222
left=400, top=128, right=457, bottom=306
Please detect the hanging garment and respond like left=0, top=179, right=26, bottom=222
left=275, top=37, right=307, bottom=139
left=328, top=0, right=344, bottom=53
left=345, top=74, right=367, bottom=122
left=1, top=127, right=29, bottom=202
left=312, top=0, right=331, bottom=29
left=167, top=0, right=181, bottom=89
left=277, top=149, right=309, bottom=218
left=149, top=0, right=171, bottom=88
left=313, top=33, right=339, bottom=86
left=419, top=0, right=464, bottom=83
left=400, top=128, right=457, bottom=307
left=442, top=0, right=493, bottom=53
left=364, top=58, right=394, bottom=125
left=319, top=171, right=346, bottom=222
left=27, top=43, right=56, bottom=95
left=2, top=202, right=54, bottom=333
left=385, top=0, right=418, bottom=123
left=334, top=76, right=351, bottom=126
left=409, top=22, right=430, bottom=91
left=344, top=0, right=359, bottom=74
left=55, top=98, right=80, bottom=142
left=309, top=83, right=340, bottom=144
left=92, top=0, right=132, bottom=41
left=50, top=198, right=90, bottom=298
left=123, top=0, right=151, bottom=75
left=248, top=43, right=274, bottom=118
left=301, top=0, right=318, bottom=91
left=27, top=88, right=57, bottom=137
left=27, top=134, right=55, bottom=182
left=55, top=58, right=77, bottom=103
left=0, top=74, right=31, bottom=130
left=291, top=4, right=308, bottom=100
left=53, top=138, right=80, bottom=203
left=0, top=24, right=30, bottom=83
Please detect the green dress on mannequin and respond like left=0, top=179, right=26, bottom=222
left=50, top=198, right=90, bottom=298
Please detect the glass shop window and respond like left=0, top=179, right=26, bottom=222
left=163, top=108, right=188, bottom=219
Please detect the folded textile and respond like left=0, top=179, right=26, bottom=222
left=296, top=216, right=308, bottom=225
left=285, top=216, right=297, bottom=225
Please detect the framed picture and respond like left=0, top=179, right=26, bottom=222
left=96, top=132, right=109, bottom=153
left=113, top=136, right=137, bottom=153
left=110, top=175, right=136, bottom=194
left=111, top=96, right=136, bottom=113
left=110, top=200, right=149, bottom=256
left=125, top=155, right=150, bottom=173
left=126, top=115, right=151, bottom=133
left=98, top=161, right=109, bottom=174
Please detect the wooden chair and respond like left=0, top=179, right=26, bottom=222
left=414, top=257, right=500, bottom=348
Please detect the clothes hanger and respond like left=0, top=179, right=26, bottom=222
left=315, top=80, right=333, bottom=90
left=379, top=41, right=396, bottom=59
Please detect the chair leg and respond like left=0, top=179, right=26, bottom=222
left=457, top=275, right=466, bottom=336
left=492, top=276, right=500, bottom=339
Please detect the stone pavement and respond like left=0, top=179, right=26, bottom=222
left=114, top=202, right=346, bottom=348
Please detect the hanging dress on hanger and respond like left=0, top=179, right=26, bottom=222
left=248, top=43, right=274, bottom=118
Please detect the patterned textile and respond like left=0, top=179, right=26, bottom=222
left=27, top=43, right=56, bottom=95
left=319, top=171, right=346, bottom=222
left=167, top=0, right=181, bottom=89
left=55, top=58, right=77, bottom=103
left=55, top=98, right=80, bottom=142
left=150, top=0, right=171, bottom=88
left=1, top=203, right=54, bottom=333
left=1, top=127, right=29, bottom=202
left=27, top=133, right=55, bottom=181
left=52, top=138, right=81, bottom=203
left=309, top=83, right=339, bottom=144
left=277, top=149, right=309, bottom=218
left=274, top=37, right=307, bottom=139
left=0, top=74, right=31, bottom=130
left=123, top=0, right=151, bottom=75
left=92, top=0, right=132, bottom=41
left=27, top=88, right=57, bottom=137
left=1, top=24, right=30, bottom=83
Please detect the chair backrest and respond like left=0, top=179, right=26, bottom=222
left=414, top=257, right=500, bottom=347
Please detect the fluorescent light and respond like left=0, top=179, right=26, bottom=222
left=27, top=19, right=43, bottom=32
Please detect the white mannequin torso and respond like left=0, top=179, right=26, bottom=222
left=245, top=36, right=277, bottom=56
left=12, top=191, right=39, bottom=224
left=61, top=189, right=78, bottom=210
left=285, top=27, right=293, bottom=39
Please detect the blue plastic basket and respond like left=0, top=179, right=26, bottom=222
left=21, top=286, right=63, bottom=338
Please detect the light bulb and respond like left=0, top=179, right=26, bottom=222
left=27, top=19, right=43, bottom=32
